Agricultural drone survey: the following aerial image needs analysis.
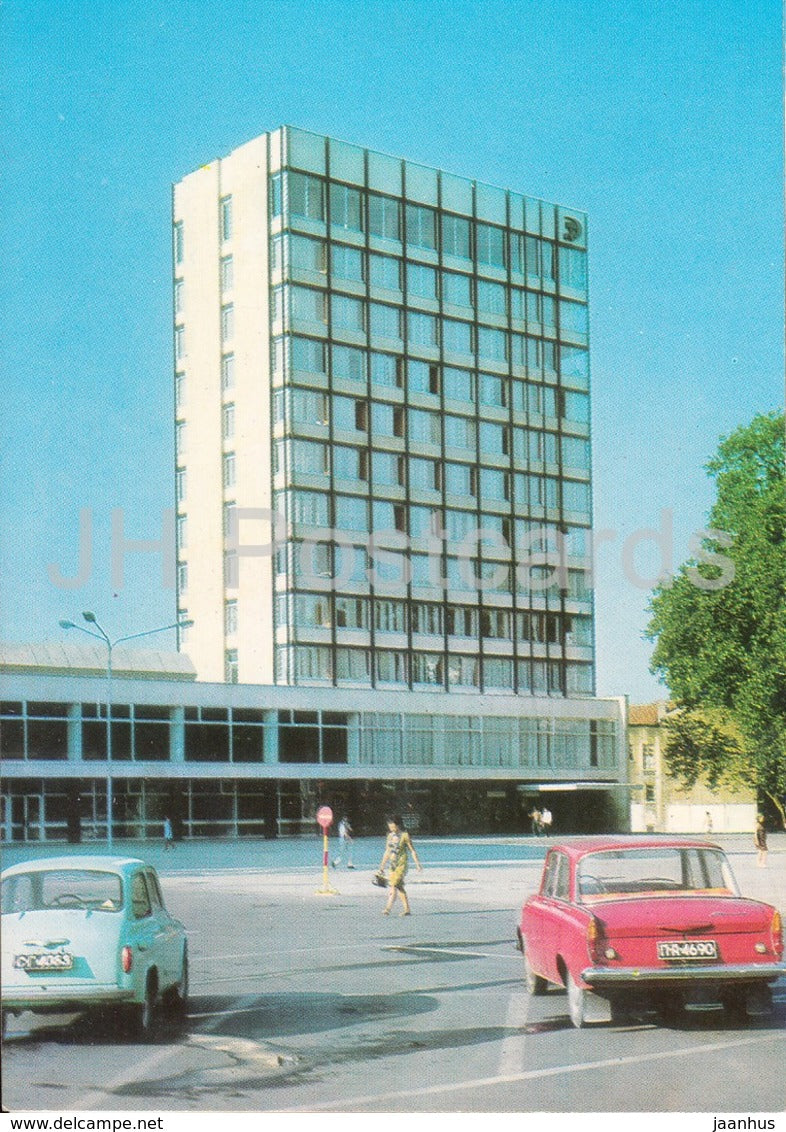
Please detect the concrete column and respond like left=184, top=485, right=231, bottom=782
left=346, top=713, right=360, bottom=765
left=67, top=703, right=82, bottom=761
left=170, top=707, right=185, bottom=763
left=263, top=709, right=278, bottom=763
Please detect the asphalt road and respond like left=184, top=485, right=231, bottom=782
left=2, top=836, right=784, bottom=1113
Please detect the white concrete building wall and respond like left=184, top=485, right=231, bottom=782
left=174, top=162, right=226, bottom=682
left=222, top=136, right=275, bottom=685
left=665, top=803, right=758, bottom=834
left=174, top=135, right=278, bottom=685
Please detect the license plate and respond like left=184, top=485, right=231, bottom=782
left=13, top=951, right=74, bottom=971
left=657, top=939, right=717, bottom=961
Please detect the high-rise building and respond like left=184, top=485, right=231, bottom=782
left=173, top=126, right=595, bottom=697
left=0, top=129, right=628, bottom=846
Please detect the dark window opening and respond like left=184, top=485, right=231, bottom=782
left=233, top=708, right=265, bottom=724
left=322, top=727, right=348, bottom=763
left=279, top=722, right=319, bottom=763
left=0, top=719, right=24, bottom=758
left=232, top=725, right=265, bottom=762
left=201, top=707, right=229, bottom=723
left=27, top=702, right=68, bottom=718
left=26, top=720, right=68, bottom=760
left=185, top=722, right=230, bottom=762
left=134, top=723, right=170, bottom=761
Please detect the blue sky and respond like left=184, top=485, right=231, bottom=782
left=1, top=0, right=783, bottom=702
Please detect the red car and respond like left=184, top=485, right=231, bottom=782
left=517, top=837, right=784, bottom=1027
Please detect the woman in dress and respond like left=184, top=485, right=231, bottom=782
left=379, top=815, right=423, bottom=915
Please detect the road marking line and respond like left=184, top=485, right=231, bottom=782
left=73, top=993, right=261, bottom=1109
left=384, top=945, right=494, bottom=959
left=205, top=942, right=378, bottom=961
left=496, top=978, right=530, bottom=1076
left=284, top=1030, right=782, bottom=1111
left=188, top=1005, right=269, bottom=1019
left=163, top=858, right=543, bottom=880
left=76, top=1044, right=187, bottom=1110
left=195, top=944, right=522, bottom=973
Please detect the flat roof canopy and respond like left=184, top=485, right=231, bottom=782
left=0, top=642, right=196, bottom=682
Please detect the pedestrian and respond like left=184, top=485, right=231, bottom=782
left=754, top=815, right=768, bottom=867
left=332, top=815, right=355, bottom=869
left=705, top=811, right=713, bottom=834
left=530, top=808, right=542, bottom=836
left=541, top=807, right=552, bottom=836
left=163, top=815, right=174, bottom=850
left=379, top=815, right=422, bottom=916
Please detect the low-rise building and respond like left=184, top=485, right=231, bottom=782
left=1, top=643, right=629, bottom=843
left=628, top=702, right=756, bottom=833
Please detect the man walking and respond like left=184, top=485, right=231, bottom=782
left=332, top=815, right=355, bottom=869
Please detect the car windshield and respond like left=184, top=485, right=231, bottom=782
left=576, top=847, right=739, bottom=903
left=1, top=869, right=123, bottom=913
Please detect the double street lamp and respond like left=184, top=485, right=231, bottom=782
left=59, top=611, right=190, bottom=849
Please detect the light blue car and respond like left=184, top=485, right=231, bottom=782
left=1, top=856, right=188, bottom=1037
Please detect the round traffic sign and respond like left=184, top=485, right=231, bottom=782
left=316, top=805, right=333, bottom=830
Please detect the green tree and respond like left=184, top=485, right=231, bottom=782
left=646, top=411, right=786, bottom=828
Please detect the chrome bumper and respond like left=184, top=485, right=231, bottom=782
left=2, top=985, right=135, bottom=1013
left=582, top=963, right=785, bottom=987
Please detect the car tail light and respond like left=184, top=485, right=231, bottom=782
left=586, top=916, right=604, bottom=965
left=121, top=946, right=133, bottom=973
left=771, top=910, right=783, bottom=960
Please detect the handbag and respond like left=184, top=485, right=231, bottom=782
left=372, top=871, right=388, bottom=888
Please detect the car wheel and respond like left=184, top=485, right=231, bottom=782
left=523, top=950, right=548, bottom=996
left=743, top=985, right=773, bottom=1019
left=130, top=973, right=158, bottom=1038
left=170, top=949, right=189, bottom=1018
left=566, top=971, right=587, bottom=1028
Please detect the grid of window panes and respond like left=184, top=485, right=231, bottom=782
left=0, top=702, right=267, bottom=764
left=359, top=712, right=616, bottom=769
left=0, top=698, right=615, bottom=773
left=268, top=128, right=594, bottom=695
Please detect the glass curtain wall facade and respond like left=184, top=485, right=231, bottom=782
left=0, top=687, right=622, bottom=841
left=174, top=127, right=594, bottom=693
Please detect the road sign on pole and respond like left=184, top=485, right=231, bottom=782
left=315, top=806, right=338, bottom=895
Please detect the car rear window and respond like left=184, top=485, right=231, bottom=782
left=577, top=847, right=738, bottom=902
left=1, top=869, right=123, bottom=913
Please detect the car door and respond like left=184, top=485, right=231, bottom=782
left=537, top=851, right=572, bottom=984
left=524, top=851, right=560, bottom=977
left=144, top=868, right=181, bottom=989
left=127, top=870, right=165, bottom=993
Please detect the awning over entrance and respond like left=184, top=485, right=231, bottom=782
left=518, top=782, right=638, bottom=792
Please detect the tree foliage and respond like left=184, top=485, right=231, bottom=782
left=646, top=411, right=786, bottom=827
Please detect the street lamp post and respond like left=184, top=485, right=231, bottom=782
left=59, top=612, right=189, bottom=850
